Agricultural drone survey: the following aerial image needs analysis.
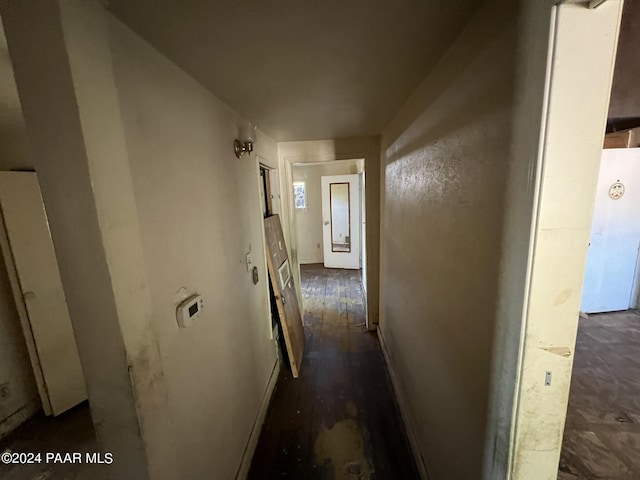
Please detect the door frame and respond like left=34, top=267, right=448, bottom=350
left=281, top=156, right=370, bottom=328
left=482, top=2, right=625, bottom=478
left=580, top=147, right=640, bottom=313
left=254, top=156, right=280, bottom=340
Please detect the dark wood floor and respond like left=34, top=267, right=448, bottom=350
left=248, top=264, right=419, bottom=480
left=0, top=402, right=106, bottom=480
left=559, top=310, right=640, bottom=479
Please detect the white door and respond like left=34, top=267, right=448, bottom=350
left=0, top=172, right=87, bottom=415
left=321, top=174, right=360, bottom=269
left=581, top=148, right=640, bottom=313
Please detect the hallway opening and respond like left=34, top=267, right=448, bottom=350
left=248, top=265, right=418, bottom=479
left=287, top=158, right=370, bottom=326
left=559, top=137, right=640, bottom=479
left=0, top=173, right=101, bottom=479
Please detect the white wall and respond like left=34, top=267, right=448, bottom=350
left=378, top=0, right=517, bottom=477
left=292, top=162, right=359, bottom=264
left=111, top=16, right=279, bottom=480
left=3, top=1, right=280, bottom=477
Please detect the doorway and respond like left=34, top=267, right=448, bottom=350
left=0, top=172, right=102, bottom=480
left=259, top=164, right=278, bottom=219
left=556, top=2, right=640, bottom=476
left=0, top=172, right=86, bottom=416
left=559, top=139, right=640, bottom=479
left=290, top=160, right=367, bottom=305
left=257, top=161, right=292, bottom=376
left=580, top=148, right=640, bottom=313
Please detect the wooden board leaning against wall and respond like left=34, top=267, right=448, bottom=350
left=264, top=215, right=305, bottom=377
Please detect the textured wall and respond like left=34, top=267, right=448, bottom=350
left=379, top=1, right=517, bottom=477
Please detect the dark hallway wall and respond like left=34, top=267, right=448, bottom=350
left=608, top=0, right=640, bottom=119
left=378, top=0, right=518, bottom=477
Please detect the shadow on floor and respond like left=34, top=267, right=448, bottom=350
left=559, top=310, right=640, bottom=480
left=248, top=264, right=419, bottom=480
left=0, top=402, right=107, bottom=480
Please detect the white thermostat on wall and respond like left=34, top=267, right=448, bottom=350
left=176, top=294, right=203, bottom=328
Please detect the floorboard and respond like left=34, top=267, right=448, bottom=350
left=0, top=265, right=420, bottom=480
left=248, top=264, right=419, bottom=480
left=0, top=402, right=106, bottom=480
left=559, top=310, right=640, bottom=480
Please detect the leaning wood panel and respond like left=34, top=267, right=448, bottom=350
left=264, top=215, right=304, bottom=377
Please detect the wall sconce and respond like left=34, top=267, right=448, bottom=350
left=235, top=123, right=257, bottom=158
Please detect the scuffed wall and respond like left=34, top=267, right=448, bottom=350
left=110, top=16, right=279, bottom=478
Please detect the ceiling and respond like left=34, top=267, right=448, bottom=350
left=106, top=0, right=480, bottom=141
left=4, top=2, right=639, bottom=146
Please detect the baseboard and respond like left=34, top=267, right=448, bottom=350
left=299, top=258, right=323, bottom=265
left=235, top=357, right=280, bottom=479
left=377, top=328, right=431, bottom=480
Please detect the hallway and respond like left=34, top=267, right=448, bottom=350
left=248, top=265, right=418, bottom=479
left=0, top=1, right=628, bottom=477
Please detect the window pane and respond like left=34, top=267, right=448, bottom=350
left=293, top=183, right=306, bottom=209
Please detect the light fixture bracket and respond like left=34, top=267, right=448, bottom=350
left=234, top=139, right=254, bottom=158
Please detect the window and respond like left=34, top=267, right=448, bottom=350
left=293, top=182, right=306, bottom=209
